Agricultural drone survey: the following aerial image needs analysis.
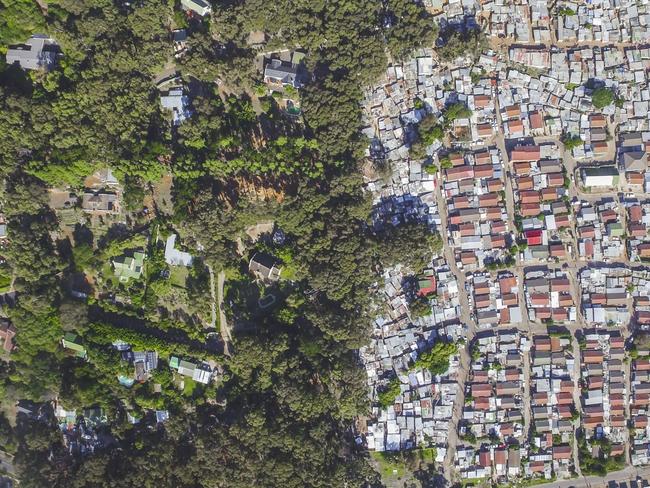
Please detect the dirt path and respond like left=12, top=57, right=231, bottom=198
left=207, top=264, right=217, bottom=330
left=215, top=269, right=232, bottom=356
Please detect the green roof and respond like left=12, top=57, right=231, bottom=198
left=608, top=222, right=624, bottom=236
left=169, top=356, right=180, bottom=369
left=583, top=166, right=619, bottom=177
left=62, top=333, right=87, bottom=359
left=113, top=251, right=145, bottom=282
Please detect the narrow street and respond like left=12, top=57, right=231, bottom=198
left=571, top=333, right=584, bottom=478
left=435, top=176, right=478, bottom=483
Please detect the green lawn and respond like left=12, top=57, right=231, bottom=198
left=0, top=270, right=11, bottom=293
left=183, top=377, right=197, bottom=397
left=370, top=451, right=407, bottom=479
left=170, top=267, right=189, bottom=289
left=418, top=447, right=436, bottom=464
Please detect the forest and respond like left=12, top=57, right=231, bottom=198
left=0, top=0, right=441, bottom=487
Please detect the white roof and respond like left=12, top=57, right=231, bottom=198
left=165, top=234, right=193, bottom=267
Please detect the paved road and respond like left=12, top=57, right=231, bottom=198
left=538, top=465, right=650, bottom=488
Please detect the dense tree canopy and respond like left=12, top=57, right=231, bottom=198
left=0, top=0, right=442, bottom=486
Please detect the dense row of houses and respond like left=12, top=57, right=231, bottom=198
left=443, top=148, right=512, bottom=269
left=524, top=268, right=576, bottom=324
left=361, top=259, right=463, bottom=456
left=457, top=330, right=528, bottom=481
left=579, top=331, right=628, bottom=456
left=579, top=267, right=631, bottom=326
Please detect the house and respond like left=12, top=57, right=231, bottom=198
left=249, top=252, right=282, bottom=282
left=553, top=445, right=572, bottom=460
left=123, top=351, right=158, bottom=382
left=529, top=111, right=544, bottom=132
left=181, top=0, right=212, bottom=16
left=471, top=383, right=493, bottom=398
left=593, top=141, right=609, bottom=155
left=161, top=88, right=192, bottom=125
left=539, top=160, right=562, bottom=173
left=478, top=450, right=492, bottom=467
left=113, top=252, right=145, bottom=283
left=496, top=381, right=520, bottom=396
left=0, top=320, right=16, bottom=353
left=5, top=35, right=58, bottom=71
left=511, top=145, right=541, bottom=162
left=628, top=172, right=645, bottom=185
left=547, top=173, right=565, bottom=187
left=417, top=275, right=436, bottom=297
left=169, top=356, right=212, bottom=384
left=84, top=168, right=119, bottom=189
left=172, top=29, right=188, bottom=57
left=164, top=234, right=193, bottom=267
left=508, top=449, right=521, bottom=476
left=156, top=410, right=170, bottom=423
left=264, top=58, right=303, bottom=89
left=525, top=230, right=543, bottom=246
left=61, top=333, right=87, bottom=360
left=82, top=191, right=119, bottom=214
left=622, top=152, right=647, bottom=172
left=446, top=166, right=474, bottom=181
left=582, top=166, right=619, bottom=187
left=494, top=448, right=507, bottom=474
left=590, top=114, right=607, bottom=128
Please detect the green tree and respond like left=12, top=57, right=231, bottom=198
left=592, top=87, right=615, bottom=109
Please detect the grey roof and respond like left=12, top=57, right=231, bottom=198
left=82, top=191, right=118, bottom=212
left=621, top=132, right=644, bottom=148
left=590, top=127, right=608, bottom=142
left=539, top=160, right=563, bottom=173
left=181, top=0, right=212, bottom=15
left=160, top=88, right=191, bottom=125
left=622, top=151, right=647, bottom=172
left=6, top=35, right=57, bottom=71
left=264, top=58, right=302, bottom=88
left=164, top=233, right=193, bottom=267
left=249, top=252, right=281, bottom=281
left=173, top=29, right=188, bottom=43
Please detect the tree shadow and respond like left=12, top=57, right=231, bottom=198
left=371, top=194, right=434, bottom=233
left=73, top=224, right=94, bottom=247
left=413, top=470, right=448, bottom=488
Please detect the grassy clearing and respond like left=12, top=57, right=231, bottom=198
left=170, top=267, right=189, bottom=288
left=183, top=377, right=197, bottom=397
left=370, top=451, right=407, bottom=479
left=0, top=270, right=11, bottom=293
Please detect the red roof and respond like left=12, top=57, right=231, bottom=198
left=629, top=205, right=643, bottom=223
left=528, top=461, right=545, bottom=472
left=478, top=450, right=491, bottom=467
left=529, top=111, right=544, bottom=130
left=511, top=145, right=541, bottom=162
left=494, top=449, right=507, bottom=465
left=521, top=203, right=541, bottom=216
left=446, top=166, right=474, bottom=182
left=553, top=446, right=572, bottom=460
left=525, top=229, right=543, bottom=246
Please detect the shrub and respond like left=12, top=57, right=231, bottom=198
left=378, top=377, right=401, bottom=408
left=592, top=87, right=615, bottom=109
